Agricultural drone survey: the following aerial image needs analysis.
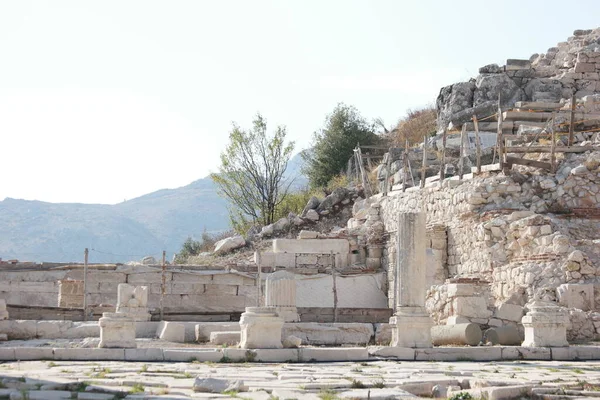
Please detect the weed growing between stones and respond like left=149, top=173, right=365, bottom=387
left=130, top=383, right=145, bottom=394
left=351, top=379, right=366, bottom=388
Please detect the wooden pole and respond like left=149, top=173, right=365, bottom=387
left=382, top=149, right=392, bottom=196
left=568, top=93, right=576, bottom=146
left=550, top=112, right=556, bottom=173
left=421, top=136, right=427, bottom=188
left=257, top=252, right=263, bottom=307
left=160, top=250, right=166, bottom=320
left=473, top=115, right=482, bottom=174
left=402, top=146, right=408, bottom=193
left=83, top=248, right=88, bottom=321
left=497, top=100, right=505, bottom=171
left=439, top=129, right=447, bottom=182
left=331, top=251, right=338, bottom=323
left=458, top=124, right=466, bottom=179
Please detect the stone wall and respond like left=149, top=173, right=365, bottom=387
left=378, top=149, right=600, bottom=339
left=0, top=267, right=258, bottom=313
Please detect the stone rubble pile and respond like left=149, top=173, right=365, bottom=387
left=437, top=28, right=600, bottom=134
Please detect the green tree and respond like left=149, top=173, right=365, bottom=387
left=303, top=103, right=379, bottom=188
left=211, top=114, right=295, bottom=231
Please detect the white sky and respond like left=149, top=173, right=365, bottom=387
left=1, top=0, right=599, bottom=204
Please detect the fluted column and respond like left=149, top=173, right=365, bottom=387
left=265, top=270, right=299, bottom=322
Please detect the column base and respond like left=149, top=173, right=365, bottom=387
left=240, top=307, right=284, bottom=349
left=521, top=306, right=569, bottom=347
left=275, top=306, right=300, bottom=322
left=98, top=312, right=137, bottom=348
left=390, top=307, right=433, bottom=348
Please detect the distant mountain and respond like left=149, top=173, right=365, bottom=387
left=0, top=152, right=306, bottom=263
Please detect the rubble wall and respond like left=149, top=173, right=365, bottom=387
left=379, top=150, right=600, bottom=338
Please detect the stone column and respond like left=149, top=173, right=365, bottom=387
left=521, top=302, right=569, bottom=347
left=265, top=271, right=299, bottom=322
left=389, top=212, right=433, bottom=348
left=239, top=307, right=284, bottom=349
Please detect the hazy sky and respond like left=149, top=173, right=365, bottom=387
left=1, top=1, right=599, bottom=204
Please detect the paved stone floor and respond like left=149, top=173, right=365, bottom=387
left=0, top=359, right=599, bottom=399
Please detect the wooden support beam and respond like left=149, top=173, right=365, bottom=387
left=439, top=129, right=447, bottom=182
left=505, top=156, right=552, bottom=170
left=458, top=124, right=466, bottom=180
left=568, top=93, right=575, bottom=146
left=504, top=145, right=597, bottom=153
left=473, top=115, right=481, bottom=174
left=420, top=136, right=427, bottom=188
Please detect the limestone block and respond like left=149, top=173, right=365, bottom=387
left=273, top=238, right=349, bottom=267
left=239, top=307, right=284, bottom=349
left=210, top=331, right=240, bottom=346
left=98, top=313, right=136, bottom=348
left=299, top=347, right=369, bottom=362
left=298, top=230, right=318, bottom=239
left=157, top=321, right=185, bottom=343
left=367, top=346, right=415, bottom=360
left=214, top=235, right=246, bottom=254
left=431, top=323, right=482, bottom=346
left=495, top=303, right=524, bottom=322
left=195, top=322, right=240, bottom=342
left=390, top=311, right=432, bottom=348
left=446, top=316, right=470, bottom=325
left=452, top=297, right=492, bottom=319
left=283, top=322, right=374, bottom=346
left=521, top=303, right=569, bottom=347
left=0, top=299, right=8, bottom=320
left=447, top=284, right=479, bottom=297
left=557, top=284, right=594, bottom=311
left=282, top=335, right=302, bottom=348
left=193, top=377, right=247, bottom=393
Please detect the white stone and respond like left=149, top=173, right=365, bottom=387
left=282, top=335, right=302, bottom=348
left=305, top=209, right=319, bottom=221
left=495, top=303, right=524, bottom=322
left=214, top=235, right=246, bottom=254
left=556, top=284, right=594, bottom=311
left=157, top=321, right=185, bottom=343
left=239, top=307, right=284, bottom=349
left=210, top=331, right=240, bottom=346
left=116, top=284, right=150, bottom=321
left=98, top=312, right=136, bottom=348
left=446, top=316, right=470, bottom=325
left=298, top=230, right=318, bottom=239
left=390, top=213, right=432, bottom=348
left=193, top=377, right=247, bottom=393
left=265, top=271, right=299, bottom=322
left=282, top=323, right=374, bottom=346
left=521, top=302, right=569, bottom=347
left=452, top=297, right=493, bottom=319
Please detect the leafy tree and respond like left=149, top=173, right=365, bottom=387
left=211, top=114, right=295, bottom=231
left=303, top=103, right=379, bottom=188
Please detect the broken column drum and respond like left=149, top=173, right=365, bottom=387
left=116, top=283, right=151, bottom=322
left=265, top=270, right=300, bottom=322
left=389, top=212, right=433, bottom=348
left=521, top=301, right=569, bottom=347
left=98, top=312, right=136, bottom=348
left=239, top=307, right=284, bottom=349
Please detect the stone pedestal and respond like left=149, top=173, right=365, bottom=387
left=239, top=307, right=284, bottom=349
left=389, top=213, right=433, bottom=348
left=116, top=284, right=151, bottom=322
left=265, top=271, right=299, bottom=322
left=521, top=302, right=569, bottom=347
left=98, top=312, right=136, bottom=348
left=0, top=299, right=8, bottom=320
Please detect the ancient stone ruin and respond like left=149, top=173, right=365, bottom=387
left=0, top=28, right=600, bottom=399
